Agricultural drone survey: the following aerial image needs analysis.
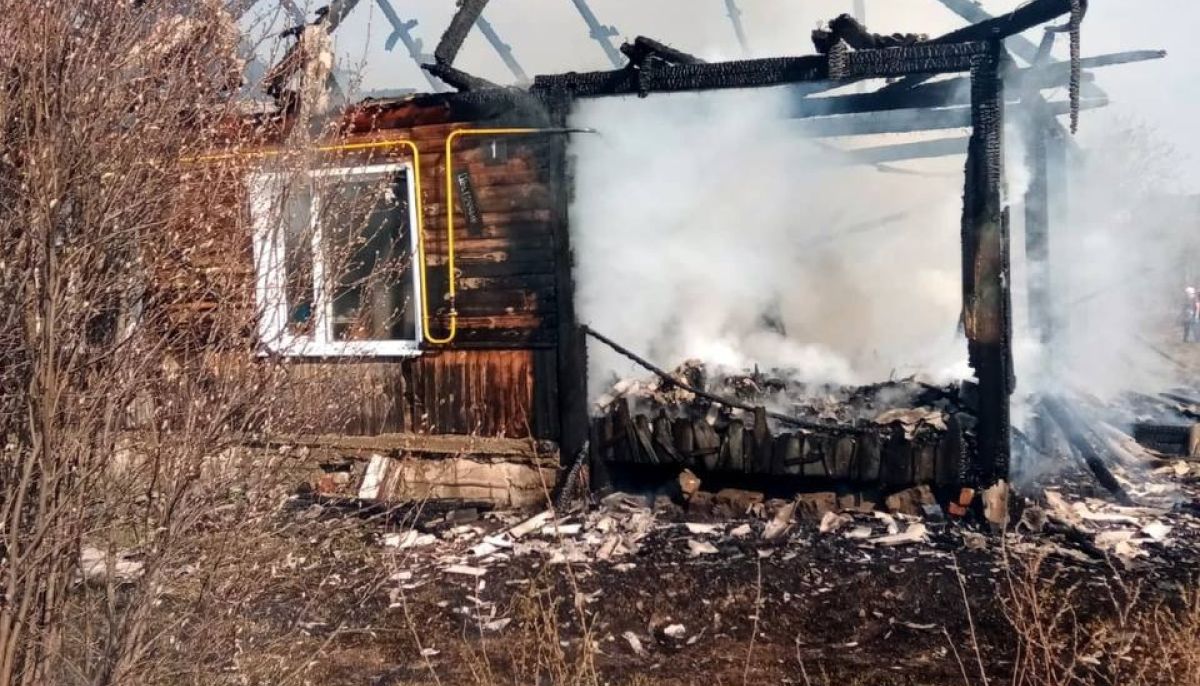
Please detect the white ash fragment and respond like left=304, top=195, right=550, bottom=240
left=819, top=511, right=852, bottom=534
left=470, top=540, right=502, bottom=558
left=961, top=532, right=988, bottom=550
left=662, top=624, right=687, bottom=639
left=539, top=523, right=582, bottom=537
left=762, top=499, right=797, bottom=540
left=508, top=510, right=553, bottom=539
left=873, top=407, right=948, bottom=439
left=1044, top=490, right=1088, bottom=529
left=730, top=523, right=753, bottom=538
left=687, top=539, right=719, bottom=556
left=622, top=631, right=646, bottom=655
left=1141, top=521, right=1172, bottom=541
left=870, top=523, right=927, bottom=546
left=1094, top=530, right=1135, bottom=549
left=1072, top=502, right=1139, bottom=525
left=873, top=511, right=900, bottom=535
left=596, top=535, right=629, bottom=560
left=483, top=618, right=511, bottom=632
left=845, top=526, right=873, bottom=540
left=383, top=530, right=438, bottom=549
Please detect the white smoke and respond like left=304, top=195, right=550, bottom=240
left=567, top=87, right=970, bottom=393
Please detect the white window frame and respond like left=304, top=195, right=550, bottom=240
left=250, top=162, right=424, bottom=357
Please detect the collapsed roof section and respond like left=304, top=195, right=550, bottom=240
left=244, top=0, right=1158, bottom=149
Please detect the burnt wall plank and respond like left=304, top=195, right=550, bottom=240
left=411, top=350, right=541, bottom=437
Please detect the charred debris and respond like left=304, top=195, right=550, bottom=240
left=231, top=0, right=1177, bottom=526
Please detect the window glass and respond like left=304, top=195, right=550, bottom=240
left=281, top=182, right=314, bottom=335
left=318, top=171, right=416, bottom=341
left=251, top=164, right=422, bottom=355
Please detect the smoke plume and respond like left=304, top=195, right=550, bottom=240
left=567, top=87, right=970, bottom=394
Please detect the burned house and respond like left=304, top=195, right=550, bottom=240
left=192, top=0, right=1167, bottom=510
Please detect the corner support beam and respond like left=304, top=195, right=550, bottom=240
left=961, top=42, right=1013, bottom=486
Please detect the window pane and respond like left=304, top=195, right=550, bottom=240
left=281, top=182, right=314, bottom=335
left=319, top=171, right=416, bottom=341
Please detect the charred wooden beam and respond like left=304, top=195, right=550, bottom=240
left=568, top=0, right=624, bottom=68
left=813, top=14, right=928, bottom=54
left=262, top=0, right=361, bottom=97
left=582, top=326, right=864, bottom=435
left=934, top=0, right=1110, bottom=97
left=724, top=0, right=750, bottom=56
left=1041, top=397, right=1134, bottom=504
left=533, top=57, right=817, bottom=98
left=847, top=136, right=969, bottom=163
left=313, top=0, right=360, bottom=32
left=788, top=61, right=1103, bottom=119
left=475, top=14, right=528, bottom=83
left=424, top=62, right=500, bottom=92
left=620, top=36, right=705, bottom=68
left=374, top=0, right=447, bottom=92
left=933, top=0, right=1044, bottom=63
left=433, top=0, right=491, bottom=66
left=936, top=0, right=1106, bottom=124
left=532, top=42, right=991, bottom=98
left=226, top=0, right=259, bottom=20
left=960, top=42, right=1012, bottom=488
left=1026, top=49, right=1165, bottom=82
left=936, top=0, right=1073, bottom=46
left=542, top=92, right=592, bottom=469
left=792, top=97, right=1104, bottom=137
left=870, top=0, right=1074, bottom=99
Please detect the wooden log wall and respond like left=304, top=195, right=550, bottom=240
left=161, top=96, right=568, bottom=444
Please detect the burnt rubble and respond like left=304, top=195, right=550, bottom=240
left=589, top=360, right=977, bottom=498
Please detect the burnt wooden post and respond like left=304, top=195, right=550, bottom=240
left=542, top=91, right=593, bottom=475
left=962, top=41, right=1012, bottom=486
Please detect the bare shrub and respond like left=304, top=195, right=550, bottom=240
left=0, top=1, right=382, bottom=683
left=1000, top=551, right=1200, bottom=686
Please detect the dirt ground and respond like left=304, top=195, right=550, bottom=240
left=155, top=466, right=1200, bottom=686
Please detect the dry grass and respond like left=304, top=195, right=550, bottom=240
left=999, top=550, right=1200, bottom=686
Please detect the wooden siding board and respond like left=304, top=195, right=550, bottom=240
left=284, top=362, right=410, bottom=435
left=409, top=350, right=543, bottom=437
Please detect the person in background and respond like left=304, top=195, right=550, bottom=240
left=1184, top=287, right=1199, bottom=342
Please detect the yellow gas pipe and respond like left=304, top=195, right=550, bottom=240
left=184, top=127, right=590, bottom=346
left=432, top=127, right=572, bottom=345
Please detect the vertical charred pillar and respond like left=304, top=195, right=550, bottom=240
left=961, top=41, right=1012, bottom=486
left=543, top=91, right=593, bottom=474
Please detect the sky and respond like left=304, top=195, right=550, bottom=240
left=241, top=0, right=1200, bottom=191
